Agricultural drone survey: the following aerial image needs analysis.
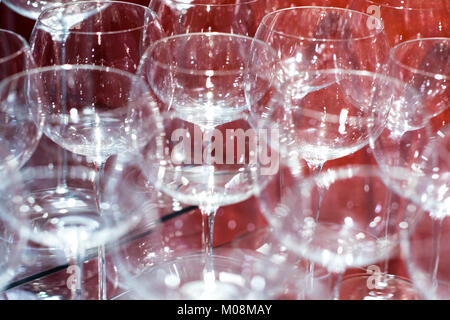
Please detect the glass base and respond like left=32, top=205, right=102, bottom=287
left=339, top=273, right=421, bottom=300
left=25, top=187, right=103, bottom=249
left=113, top=249, right=305, bottom=300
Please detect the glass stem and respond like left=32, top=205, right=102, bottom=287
left=201, top=207, right=218, bottom=261
left=94, top=160, right=107, bottom=300
left=56, top=40, right=69, bottom=192
left=333, top=272, right=343, bottom=300
left=431, top=218, right=443, bottom=294
left=307, top=161, right=324, bottom=284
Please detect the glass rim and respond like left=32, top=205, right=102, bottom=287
left=390, top=37, right=450, bottom=80
left=0, top=64, right=145, bottom=94
left=364, top=0, right=442, bottom=11
left=140, top=32, right=275, bottom=77
left=258, top=6, right=386, bottom=42
left=36, top=0, right=157, bottom=36
left=280, top=68, right=413, bottom=91
left=154, top=0, right=261, bottom=7
left=0, top=29, right=30, bottom=65
left=282, top=164, right=424, bottom=201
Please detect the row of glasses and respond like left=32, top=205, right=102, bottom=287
left=105, top=0, right=295, bottom=299
left=0, top=1, right=166, bottom=299
left=0, top=0, right=285, bottom=300
left=246, top=4, right=447, bottom=300
left=0, top=64, right=161, bottom=299
left=247, top=6, right=394, bottom=296
left=28, top=0, right=164, bottom=299
left=369, top=37, right=449, bottom=300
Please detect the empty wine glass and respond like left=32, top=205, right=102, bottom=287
left=349, top=0, right=450, bottom=46
left=254, top=69, right=392, bottom=174
left=138, top=32, right=275, bottom=126
left=398, top=125, right=450, bottom=299
left=401, top=178, right=450, bottom=299
left=29, top=2, right=165, bottom=299
left=258, top=164, right=423, bottom=298
left=30, top=1, right=165, bottom=72
left=0, top=29, right=35, bottom=81
left=370, top=38, right=449, bottom=196
left=389, top=38, right=450, bottom=131
left=0, top=149, right=151, bottom=299
left=136, top=32, right=278, bottom=267
left=249, top=7, right=390, bottom=176
left=132, top=111, right=277, bottom=261
left=253, top=6, right=390, bottom=87
left=148, top=0, right=269, bottom=36
left=0, top=64, right=158, bottom=299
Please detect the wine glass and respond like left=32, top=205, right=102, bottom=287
left=30, top=1, right=165, bottom=71
left=252, top=6, right=390, bottom=87
left=397, top=124, right=450, bottom=299
left=148, top=0, right=269, bottom=37
left=0, top=149, right=152, bottom=300
left=138, top=32, right=275, bottom=126
left=400, top=142, right=450, bottom=299
left=370, top=38, right=449, bottom=197
left=134, top=111, right=277, bottom=256
left=136, top=31, right=276, bottom=256
left=29, top=2, right=165, bottom=299
left=0, top=29, right=35, bottom=81
left=249, top=7, right=390, bottom=176
left=258, top=163, right=423, bottom=299
left=2, top=0, right=80, bottom=20
left=0, top=64, right=158, bottom=299
left=348, top=0, right=450, bottom=46
left=389, top=38, right=450, bottom=132
left=254, top=69, right=393, bottom=174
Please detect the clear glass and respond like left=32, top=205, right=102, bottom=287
left=371, top=38, right=450, bottom=206
left=401, top=208, right=450, bottom=300
left=30, top=1, right=164, bottom=72
left=138, top=32, right=275, bottom=128
left=0, top=64, right=158, bottom=299
left=133, top=111, right=276, bottom=259
left=258, top=164, right=420, bottom=273
left=253, top=6, right=390, bottom=82
left=249, top=69, right=393, bottom=172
